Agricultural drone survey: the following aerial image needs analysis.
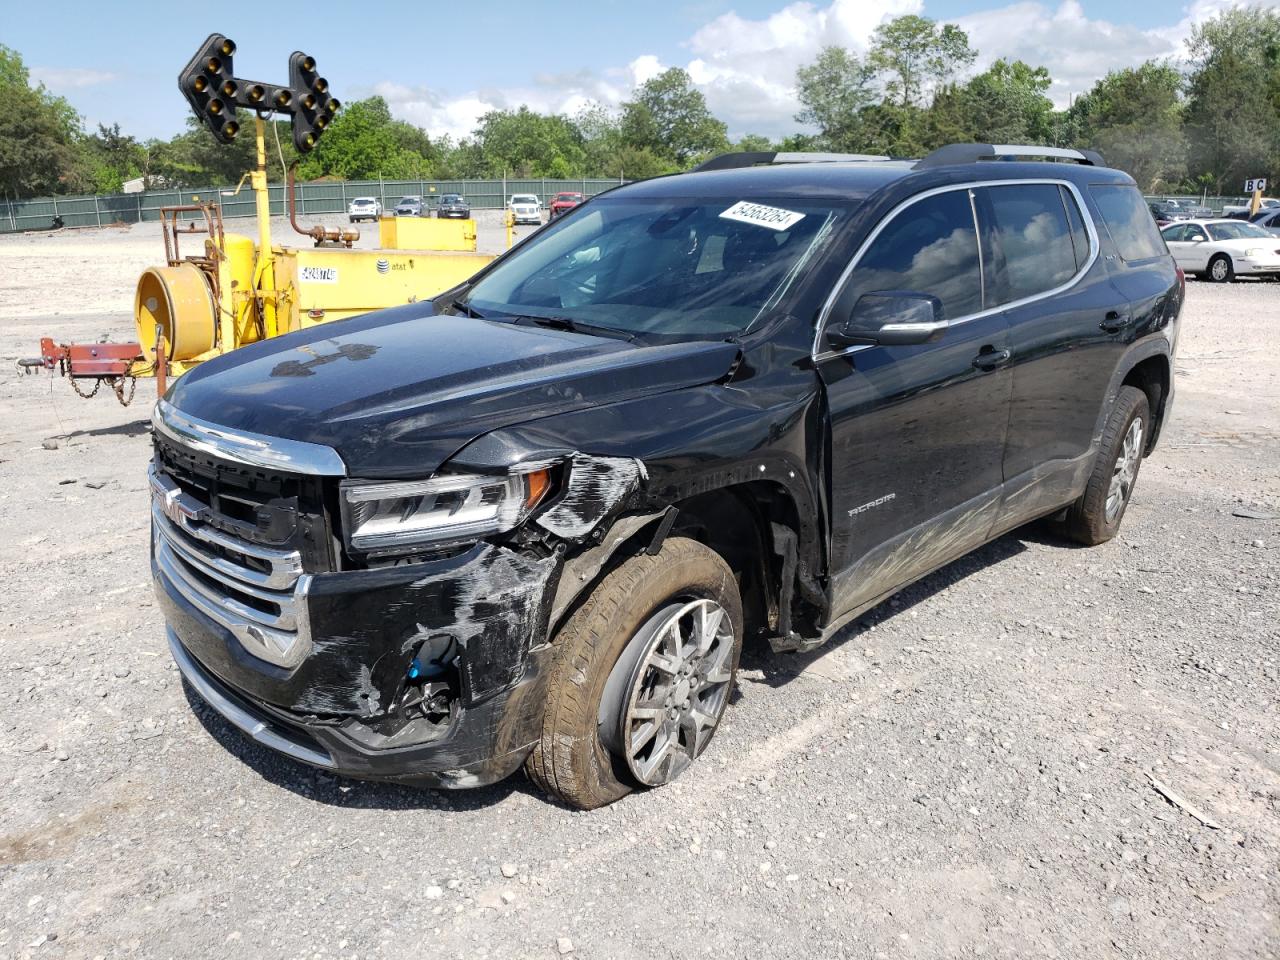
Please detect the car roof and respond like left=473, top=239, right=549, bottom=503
left=611, top=158, right=1132, bottom=203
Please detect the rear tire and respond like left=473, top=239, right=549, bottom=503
left=1208, top=254, right=1234, bottom=282
left=525, top=537, right=743, bottom=809
left=1064, top=385, right=1149, bottom=545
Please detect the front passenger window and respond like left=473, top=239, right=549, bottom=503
left=837, top=190, right=982, bottom=323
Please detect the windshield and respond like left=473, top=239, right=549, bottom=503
left=442, top=195, right=462, bottom=203
left=398, top=197, right=419, bottom=205
left=512, top=195, right=538, bottom=204
left=461, top=195, right=845, bottom=339
left=557, top=194, right=582, bottom=202
left=353, top=198, right=375, bottom=205
left=1207, top=221, right=1272, bottom=241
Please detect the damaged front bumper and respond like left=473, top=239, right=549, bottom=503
left=156, top=539, right=560, bottom=787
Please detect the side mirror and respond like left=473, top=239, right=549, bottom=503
left=827, top=291, right=946, bottom=348
left=1190, top=234, right=1207, bottom=242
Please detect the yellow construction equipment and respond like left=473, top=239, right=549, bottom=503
left=21, top=33, right=498, bottom=403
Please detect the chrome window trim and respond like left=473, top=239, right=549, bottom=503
left=812, top=178, right=1101, bottom=362
left=153, top=398, right=347, bottom=476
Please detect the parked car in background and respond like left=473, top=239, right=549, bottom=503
left=549, top=192, right=585, bottom=219
left=1221, top=197, right=1280, bottom=218
left=394, top=196, right=427, bottom=217
left=436, top=194, right=471, bottom=219
left=1160, top=218, right=1280, bottom=281
left=1149, top=200, right=1191, bottom=226
left=347, top=197, right=382, bottom=223
left=1250, top=208, right=1280, bottom=236
left=508, top=193, right=542, bottom=224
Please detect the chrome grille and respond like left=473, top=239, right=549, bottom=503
left=151, top=464, right=313, bottom=668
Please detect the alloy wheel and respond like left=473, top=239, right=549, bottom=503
left=616, top=598, right=736, bottom=787
left=1105, top=417, right=1144, bottom=522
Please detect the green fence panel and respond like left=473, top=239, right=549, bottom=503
left=0, top=177, right=628, bottom=234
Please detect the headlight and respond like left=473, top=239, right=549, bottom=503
left=1245, top=247, right=1265, bottom=257
left=340, top=467, right=553, bottom=556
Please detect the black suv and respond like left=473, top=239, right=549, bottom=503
left=151, top=144, right=1181, bottom=808
left=436, top=194, right=470, bottom=219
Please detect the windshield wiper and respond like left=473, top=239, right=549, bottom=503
left=513, top=314, right=638, bottom=343
left=445, top=299, right=486, bottom=319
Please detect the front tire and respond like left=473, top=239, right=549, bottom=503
left=1208, top=254, right=1234, bottom=282
left=526, top=537, right=743, bottom=809
left=1064, top=385, right=1149, bottom=545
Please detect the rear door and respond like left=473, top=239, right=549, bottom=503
left=978, top=181, right=1125, bottom=527
left=815, top=186, right=1013, bottom=624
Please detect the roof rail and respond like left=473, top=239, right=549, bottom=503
left=692, top=150, right=892, bottom=173
left=914, top=143, right=1105, bottom=169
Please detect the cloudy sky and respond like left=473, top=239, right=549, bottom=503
left=3, top=0, right=1268, bottom=142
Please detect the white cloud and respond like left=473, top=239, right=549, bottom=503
left=956, top=1, right=1175, bottom=107
left=370, top=68, right=631, bottom=141
left=29, top=67, right=118, bottom=90
left=371, top=0, right=1280, bottom=141
left=683, top=0, right=920, bottom=134
left=627, top=55, right=666, bottom=86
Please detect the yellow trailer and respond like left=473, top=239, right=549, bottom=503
left=21, top=33, right=499, bottom=403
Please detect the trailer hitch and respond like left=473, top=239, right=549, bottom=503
left=18, top=337, right=146, bottom=406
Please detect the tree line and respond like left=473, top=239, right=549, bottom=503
left=2, top=5, right=1277, bottom=200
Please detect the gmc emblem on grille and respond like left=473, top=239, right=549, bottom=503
left=149, top=466, right=206, bottom=526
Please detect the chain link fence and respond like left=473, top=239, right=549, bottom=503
left=0, top=177, right=626, bottom=234
left=1, top=182, right=1266, bottom=235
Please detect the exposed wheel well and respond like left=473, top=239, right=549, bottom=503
left=1121, top=354, right=1170, bottom=453
left=668, top=482, right=819, bottom=645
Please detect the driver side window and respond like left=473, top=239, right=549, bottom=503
left=833, top=189, right=983, bottom=325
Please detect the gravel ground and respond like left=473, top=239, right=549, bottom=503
left=0, top=219, right=1277, bottom=960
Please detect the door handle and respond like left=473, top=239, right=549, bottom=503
left=972, top=347, right=1011, bottom=370
left=1100, top=310, right=1131, bottom=333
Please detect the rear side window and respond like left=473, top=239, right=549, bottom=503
left=1090, top=184, right=1167, bottom=261
left=982, top=184, right=1079, bottom=304
left=1161, top=224, right=1188, bottom=243
left=841, top=189, right=983, bottom=322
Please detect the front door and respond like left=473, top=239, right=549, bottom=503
left=1161, top=222, right=1210, bottom=272
left=816, top=187, right=1013, bottom=627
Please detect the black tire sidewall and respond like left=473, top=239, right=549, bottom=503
left=530, top=538, right=743, bottom=808
left=1209, top=254, right=1233, bottom=282
left=1066, top=386, right=1150, bottom=544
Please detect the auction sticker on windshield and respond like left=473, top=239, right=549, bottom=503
left=719, top=201, right=805, bottom=231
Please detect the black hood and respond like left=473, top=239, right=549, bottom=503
left=167, top=304, right=740, bottom=478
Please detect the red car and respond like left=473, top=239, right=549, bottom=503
left=549, top=192, right=585, bottom=219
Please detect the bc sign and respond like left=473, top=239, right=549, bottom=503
left=1245, top=178, right=1267, bottom=193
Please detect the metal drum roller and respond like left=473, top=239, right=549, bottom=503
left=135, top=262, right=217, bottom=362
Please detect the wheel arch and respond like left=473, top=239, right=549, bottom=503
left=1120, top=352, right=1171, bottom=453
left=1091, top=340, right=1174, bottom=457
left=549, top=479, right=827, bottom=648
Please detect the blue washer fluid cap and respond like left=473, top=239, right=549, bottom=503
left=407, top=658, right=422, bottom=680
